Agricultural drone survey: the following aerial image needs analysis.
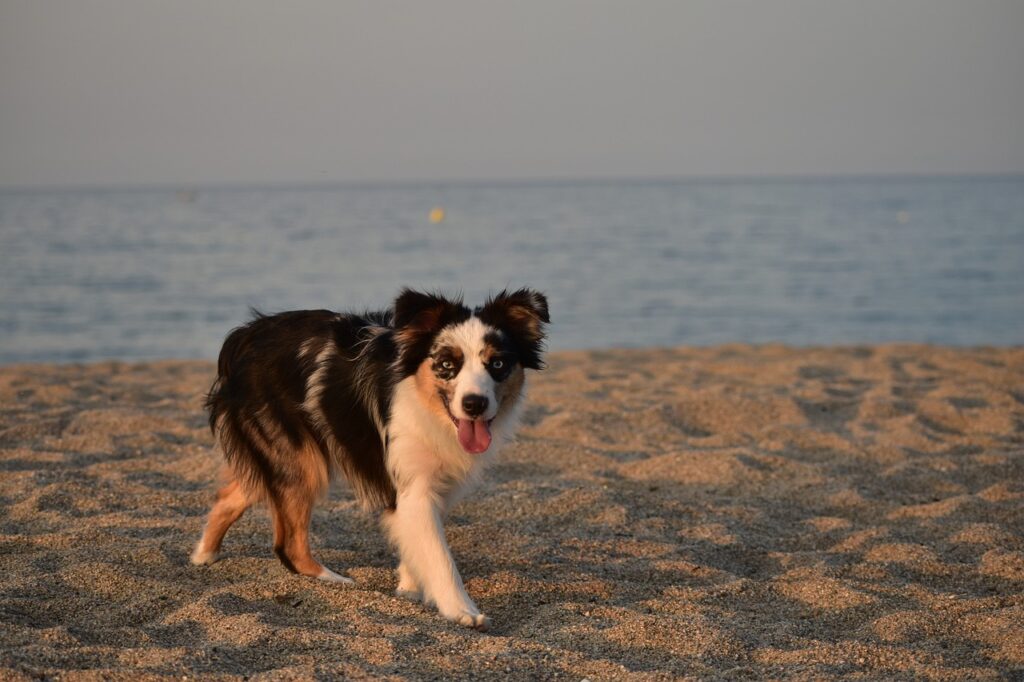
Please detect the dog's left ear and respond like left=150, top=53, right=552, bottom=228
left=478, top=288, right=550, bottom=370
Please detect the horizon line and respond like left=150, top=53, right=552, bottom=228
left=2, top=170, right=1023, bottom=194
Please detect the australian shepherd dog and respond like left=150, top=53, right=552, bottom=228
left=191, top=288, right=549, bottom=630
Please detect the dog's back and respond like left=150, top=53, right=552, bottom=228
left=206, top=309, right=398, bottom=511
left=193, top=289, right=549, bottom=629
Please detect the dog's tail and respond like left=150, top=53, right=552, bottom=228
left=205, top=313, right=264, bottom=433
left=204, top=315, right=281, bottom=499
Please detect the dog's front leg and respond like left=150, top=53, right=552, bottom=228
left=383, top=481, right=489, bottom=631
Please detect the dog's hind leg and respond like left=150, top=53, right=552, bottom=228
left=268, top=485, right=353, bottom=584
left=191, top=477, right=251, bottom=565
left=267, top=439, right=353, bottom=584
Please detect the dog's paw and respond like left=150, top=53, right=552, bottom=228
left=456, top=612, right=490, bottom=632
left=317, top=567, right=355, bottom=584
left=190, top=543, right=217, bottom=566
left=395, top=563, right=419, bottom=597
left=395, top=588, right=423, bottom=602
left=440, top=606, right=490, bottom=631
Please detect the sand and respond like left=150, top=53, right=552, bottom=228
left=1, top=345, right=1022, bottom=680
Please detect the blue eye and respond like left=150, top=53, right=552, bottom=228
left=441, top=360, right=455, bottom=370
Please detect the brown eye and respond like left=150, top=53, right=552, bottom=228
left=490, top=359, right=504, bottom=370
left=441, top=360, right=455, bottom=370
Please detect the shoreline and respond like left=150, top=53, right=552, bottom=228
left=2, top=341, right=1021, bottom=372
left=2, top=345, right=1022, bottom=679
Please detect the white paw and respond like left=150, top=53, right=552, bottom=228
left=317, top=567, right=355, bottom=584
left=454, top=611, right=490, bottom=631
left=440, top=605, right=490, bottom=631
left=396, top=563, right=419, bottom=595
left=190, top=543, right=217, bottom=566
left=395, top=588, right=423, bottom=602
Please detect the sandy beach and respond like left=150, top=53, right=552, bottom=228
left=1, top=345, right=1022, bottom=680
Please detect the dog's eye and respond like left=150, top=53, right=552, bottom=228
left=490, top=359, right=504, bottom=370
left=441, top=360, right=455, bottom=370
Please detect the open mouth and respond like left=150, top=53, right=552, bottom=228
left=453, top=415, right=493, bottom=454
left=443, top=402, right=493, bottom=454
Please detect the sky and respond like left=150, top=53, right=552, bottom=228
left=1, top=1, right=1022, bottom=187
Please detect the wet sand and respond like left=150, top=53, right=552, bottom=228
left=1, top=345, right=1022, bottom=680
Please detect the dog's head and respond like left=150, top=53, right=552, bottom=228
left=393, top=288, right=550, bottom=454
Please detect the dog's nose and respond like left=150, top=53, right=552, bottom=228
left=461, top=394, right=489, bottom=417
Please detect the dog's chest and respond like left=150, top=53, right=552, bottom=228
left=386, top=377, right=482, bottom=485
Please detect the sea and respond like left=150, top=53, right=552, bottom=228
left=1, top=176, right=1022, bottom=364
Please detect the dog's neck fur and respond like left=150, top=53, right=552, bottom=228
left=386, top=369, right=524, bottom=506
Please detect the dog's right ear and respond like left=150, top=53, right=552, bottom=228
left=392, top=289, right=469, bottom=374
left=393, top=289, right=460, bottom=333
left=393, top=288, right=468, bottom=335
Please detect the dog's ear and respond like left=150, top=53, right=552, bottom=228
left=393, top=289, right=462, bottom=333
left=392, top=289, right=468, bottom=373
left=478, top=288, right=550, bottom=370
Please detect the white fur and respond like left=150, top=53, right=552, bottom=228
left=381, top=315, right=522, bottom=630
left=301, top=341, right=386, bottom=508
left=297, top=337, right=320, bottom=361
left=190, top=542, right=217, bottom=566
left=302, top=341, right=335, bottom=425
left=436, top=317, right=500, bottom=422
left=317, top=567, right=355, bottom=584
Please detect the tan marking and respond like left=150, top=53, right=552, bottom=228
left=204, top=421, right=333, bottom=576
left=393, top=326, right=418, bottom=348
left=194, top=474, right=251, bottom=559
left=294, top=437, right=331, bottom=500
left=494, top=366, right=525, bottom=417
left=270, top=487, right=321, bottom=576
left=433, top=343, right=464, bottom=364
left=480, top=344, right=499, bottom=363
left=510, top=305, right=545, bottom=338
left=268, top=437, right=333, bottom=577
left=415, top=358, right=456, bottom=426
left=228, top=408, right=330, bottom=501
left=395, top=306, right=446, bottom=348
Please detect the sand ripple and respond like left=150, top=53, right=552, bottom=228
left=1, top=346, right=1022, bottom=679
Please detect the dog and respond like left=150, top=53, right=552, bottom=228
left=191, top=288, right=549, bottom=630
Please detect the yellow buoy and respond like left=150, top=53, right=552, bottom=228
left=429, top=207, right=446, bottom=224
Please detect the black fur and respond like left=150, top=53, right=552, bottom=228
left=206, top=308, right=400, bottom=510
left=204, top=289, right=548, bottom=513
left=476, top=289, right=550, bottom=370
left=393, top=289, right=472, bottom=377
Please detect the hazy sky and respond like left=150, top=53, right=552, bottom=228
left=2, top=1, right=1022, bottom=187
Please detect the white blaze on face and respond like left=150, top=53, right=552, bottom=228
left=434, top=316, right=500, bottom=454
left=440, top=316, right=498, bottom=422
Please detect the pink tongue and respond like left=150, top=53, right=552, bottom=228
left=457, top=419, right=492, bottom=454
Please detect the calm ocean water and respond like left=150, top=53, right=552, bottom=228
left=1, top=177, right=1022, bottom=364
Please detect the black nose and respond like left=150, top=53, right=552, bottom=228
left=461, top=394, right=489, bottom=417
